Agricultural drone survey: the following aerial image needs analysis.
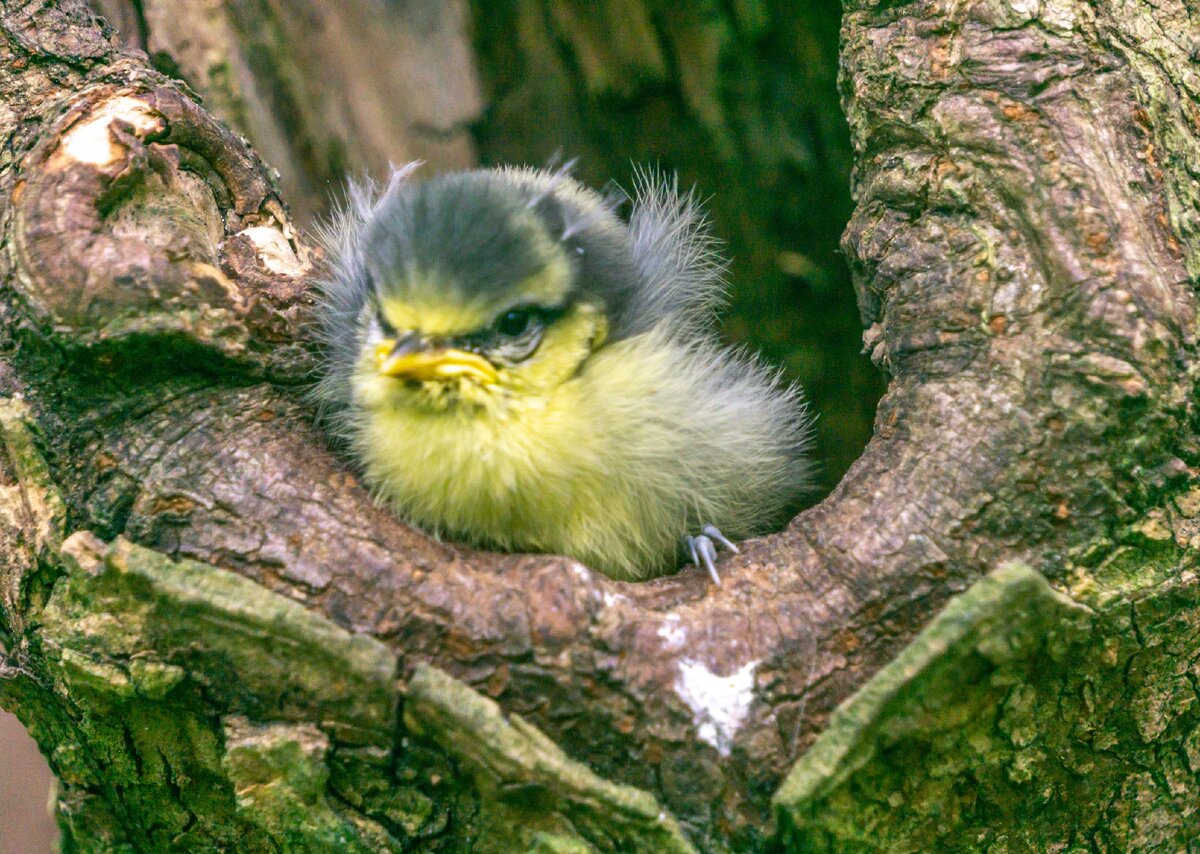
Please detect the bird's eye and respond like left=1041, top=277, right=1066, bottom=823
left=483, top=305, right=550, bottom=363
left=495, top=307, right=537, bottom=338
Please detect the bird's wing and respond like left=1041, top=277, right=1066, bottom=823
left=624, top=166, right=729, bottom=335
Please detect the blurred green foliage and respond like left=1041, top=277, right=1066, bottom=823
left=470, top=0, right=884, bottom=490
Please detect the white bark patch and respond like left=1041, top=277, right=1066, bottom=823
left=237, top=226, right=308, bottom=276
left=1005, top=0, right=1076, bottom=32
left=1039, top=0, right=1077, bottom=32
left=674, top=658, right=758, bottom=756
left=61, top=97, right=162, bottom=166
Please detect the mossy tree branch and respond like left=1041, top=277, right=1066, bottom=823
left=1, top=0, right=1199, bottom=851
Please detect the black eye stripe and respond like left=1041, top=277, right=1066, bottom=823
left=444, top=303, right=565, bottom=363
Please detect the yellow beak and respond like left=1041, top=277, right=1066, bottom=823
left=374, top=340, right=499, bottom=385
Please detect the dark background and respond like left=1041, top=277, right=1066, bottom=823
left=467, top=1, right=882, bottom=488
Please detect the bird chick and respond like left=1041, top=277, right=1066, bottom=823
left=312, top=163, right=813, bottom=583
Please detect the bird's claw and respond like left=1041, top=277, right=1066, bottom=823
left=684, top=525, right=740, bottom=586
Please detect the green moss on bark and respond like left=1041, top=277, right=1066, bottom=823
left=773, top=562, right=1200, bottom=851
left=406, top=664, right=698, bottom=853
left=3, top=505, right=698, bottom=850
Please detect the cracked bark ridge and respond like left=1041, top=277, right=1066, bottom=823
left=1, top=0, right=1199, bottom=850
left=9, top=63, right=311, bottom=377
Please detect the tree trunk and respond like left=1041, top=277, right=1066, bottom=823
left=0, top=0, right=1198, bottom=851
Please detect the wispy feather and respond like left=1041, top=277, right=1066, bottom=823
left=624, top=166, right=729, bottom=336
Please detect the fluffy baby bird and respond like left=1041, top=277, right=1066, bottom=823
left=313, top=163, right=813, bottom=583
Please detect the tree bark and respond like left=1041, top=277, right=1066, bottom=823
left=0, top=0, right=1198, bottom=852
left=89, top=0, right=483, bottom=225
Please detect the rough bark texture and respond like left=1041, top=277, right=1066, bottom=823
left=90, top=0, right=483, bottom=224
left=0, top=0, right=1198, bottom=852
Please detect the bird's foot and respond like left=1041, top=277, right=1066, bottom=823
left=684, top=525, right=740, bottom=586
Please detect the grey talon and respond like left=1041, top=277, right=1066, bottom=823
left=696, top=535, right=721, bottom=586
left=685, top=535, right=700, bottom=569
left=701, top=524, right=740, bottom=554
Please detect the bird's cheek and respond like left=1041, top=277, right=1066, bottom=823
left=512, top=308, right=606, bottom=392
left=351, top=355, right=411, bottom=410
left=454, top=377, right=502, bottom=409
left=505, top=346, right=580, bottom=394
left=350, top=371, right=392, bottom=410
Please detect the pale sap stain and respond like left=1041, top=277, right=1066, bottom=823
left=62, top=97, right=162, bottom=166
left=238, top=226, right=309, bottom=276
left=657, top=614, right=686, bottom=650
left=674, top=658, right=759, bottom=756
left=601, top=590, right=626, bottom=608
